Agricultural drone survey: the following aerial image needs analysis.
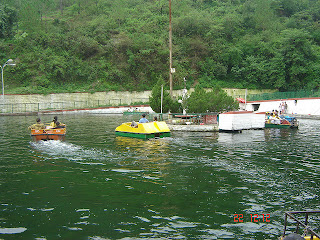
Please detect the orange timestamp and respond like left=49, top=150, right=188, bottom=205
left=234, top=213, right=271, bottom=222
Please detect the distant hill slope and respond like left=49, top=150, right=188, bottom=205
left=0, top=0, right=320, bottom=94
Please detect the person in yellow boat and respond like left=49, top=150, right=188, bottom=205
left=139, top=114, right=149, bottom=123
left=28, top=118, right=45, bottom=130
left=50, top=116, right=65, bottom=128
left=50, top=116, right=59, bottom=128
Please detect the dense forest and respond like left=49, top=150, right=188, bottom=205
left=0, top=0, right=320, bottom=94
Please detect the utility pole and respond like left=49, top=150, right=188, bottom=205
left=169, top=0, right=173, bottom=97
left=60, top=0, right=63, bottom=15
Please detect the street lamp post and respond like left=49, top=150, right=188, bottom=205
left=1, top=59, right=16, bottom=96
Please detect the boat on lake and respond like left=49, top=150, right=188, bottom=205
left=283, top=116, right=299, bottom=128
left=265, top=121, right=292, bottom=129
left=30, top=127, right=66, bottom=141
left=280, top=210, right=320, bottom=240
left=115, top=121, right=170, bottom=139
left=265, top=116, right=299, bottom=129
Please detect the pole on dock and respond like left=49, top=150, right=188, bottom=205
left=245, top=89, right=247, bottom=110
left=160, top=85, right=164, bottom=121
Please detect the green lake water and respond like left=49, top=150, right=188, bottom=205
left=0, top=114, right=319, bottom=239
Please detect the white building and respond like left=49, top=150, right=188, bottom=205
left=240, top=97, right=320, bottom=116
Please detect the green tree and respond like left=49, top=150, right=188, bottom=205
left=279, top=29, right=318, bottom=90
left=149, top=78, right=178, bottom=113
left=0, top=4, right=17, bottom=38
left=206, top=88, right=239, bottom=112
left=186, top=86, right=208, bottom=113
left=187, top=86, right=239, bottom=113
left=272, top=0, right=308, bottom=17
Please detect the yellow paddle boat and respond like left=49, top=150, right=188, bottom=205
left=115, top=121, right=170, bottom=139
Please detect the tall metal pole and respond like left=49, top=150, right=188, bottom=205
left=1, top=66, right=4, bottom=96
left=60, top=0, right=64, bottom=15
left=161, top=85, right=163, bottom=114
left=1, top=59, right=16, bottom=97
left=169, top=0, right=173, bottom=97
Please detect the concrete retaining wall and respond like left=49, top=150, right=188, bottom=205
left=1, top=88, right=271, bottom=104
left=1, top=91, right=151, bottom=105
left=0, top=88, right=271, bottom=114
left=0, top=91, right=151, bottom=113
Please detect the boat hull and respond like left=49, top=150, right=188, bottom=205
left=31, top=128, right=66, bottom=141
left=265, top=123, right=291, bottom=129
left=115, top=131, right=170, bottom=139
left=115, top=121, right=171, bottom=139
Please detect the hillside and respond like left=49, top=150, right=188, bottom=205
left=0, top=0, right=320, bottom=94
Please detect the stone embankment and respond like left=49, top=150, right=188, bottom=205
left=1, top=90, right=320, bottom=121
left=0, top=88, right=272, bottom=115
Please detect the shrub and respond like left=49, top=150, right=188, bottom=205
left=149, top=78, right=180, bottom=113
left=187, top=85, right=239, bottom=113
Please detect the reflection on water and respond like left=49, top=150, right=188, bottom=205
left=115, top=136, right=171, bottom=155
left=114, top=136, right=171, bottom=169
left=0, top=115, right=319, bottom=239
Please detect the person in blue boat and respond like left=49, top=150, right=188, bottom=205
left=139, top=114, right=149, bottom=123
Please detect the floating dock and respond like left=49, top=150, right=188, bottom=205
left=167, top=124, right=218, bottom=132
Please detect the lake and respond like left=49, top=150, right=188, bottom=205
left=0, top=114, right=319, bottom=239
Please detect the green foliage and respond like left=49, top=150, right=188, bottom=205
left=186, top=86, right=209, bottom=113
left=187, top=85, right=239, bottom=113
left=0, top=0, right=320, bottom=94
left=0, top=4, right=17, bottom=38
left=149, top=78, right=180, bottom=113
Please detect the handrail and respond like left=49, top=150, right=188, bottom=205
left=283, top=211, right=320, bottom=239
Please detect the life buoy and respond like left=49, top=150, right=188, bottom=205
left=236, top=98, right=245, bottom=103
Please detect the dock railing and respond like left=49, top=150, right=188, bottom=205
left=167, top=113, right=219, bottom=125
left=282, top=211, right=320, bottom=239
left=248, top=90, right=320, bottom=101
